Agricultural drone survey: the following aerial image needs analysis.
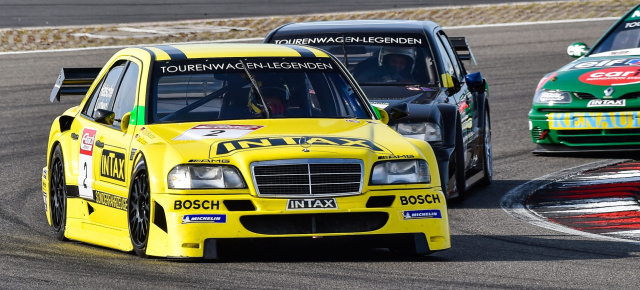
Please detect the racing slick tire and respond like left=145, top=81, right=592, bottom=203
left=49, top=145, right=68, bottom=241
left=448, top=117, right=466, bottom=201
left=128, top=157, right=151, bottom=258
left=479, top=110, right=493, bottom=186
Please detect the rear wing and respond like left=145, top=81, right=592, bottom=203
left=49, top=68, right=102, bottom=102
left=449, top=37, right=477, bottom=66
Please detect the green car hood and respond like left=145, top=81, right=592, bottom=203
left=540, top=50, right=640, bottom=99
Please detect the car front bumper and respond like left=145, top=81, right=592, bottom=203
left=146, top=188, right=450, bottom=258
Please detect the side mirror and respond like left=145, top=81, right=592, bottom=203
left=120, top=112, right=131, bottom=133
left=377, top=108, right=390, bottom=124
left=441, top=73, right=455, bottom=89
left=384, top=102, right=409, bottom=121
left=465, top=72, right=486, bottom=94
left=567, top=42, right=588, bottom=58
left=94, top=109, right=115, bottom=125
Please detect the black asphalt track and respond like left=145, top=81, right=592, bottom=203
left=1, top=3, right=639, bottom=289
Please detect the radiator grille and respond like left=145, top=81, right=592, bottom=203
left=251, top=159, right=363, bottom=197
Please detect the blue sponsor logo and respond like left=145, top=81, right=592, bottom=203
left=626, top=59, right=640, bottom=65
left=181, top=214, right=227, bottom=224
left=402, top=209, right=442, bottom=220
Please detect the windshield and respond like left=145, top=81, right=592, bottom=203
left=273, top=34, right=437, bottom=86
left=150, top=58, right=371, bottom=123
left=591, top=18, right=640, bottom=54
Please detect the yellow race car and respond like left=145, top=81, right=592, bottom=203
left=42, top=43, right=449, bottom=259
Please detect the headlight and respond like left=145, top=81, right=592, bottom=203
left=371, top=160, right=430, bottom=185
left=533, top=89, right=572, bottom=104
left=168, top=165, right=246, bottom=189
left=396, top=122, right=442, bottom=142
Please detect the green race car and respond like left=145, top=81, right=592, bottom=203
left=529, top=3, right=640, bottom=153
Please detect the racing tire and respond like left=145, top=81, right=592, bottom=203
left=128, top=157, right=150, bottom=258
left=479, top=110, right=493, bottom=186
left=49, top=145, right=68, bottom=241
left=448, top=117, right=466, bottom=201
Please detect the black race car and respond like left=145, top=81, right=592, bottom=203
left=265, top=20, right=492, bottom=200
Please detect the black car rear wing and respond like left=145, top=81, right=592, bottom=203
left=449, top=37, right=477, bottom=66
left=49, top=67, right=102, bottom=102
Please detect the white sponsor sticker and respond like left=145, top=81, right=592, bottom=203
left=78, top=128, right=97, bottom=199
left=587, top=99, right=626, bottom=107
left=173, top=124, right=264, bottom=140
left=286, top=198, right=338, bottom=210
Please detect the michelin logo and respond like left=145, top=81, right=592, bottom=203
left=181, top=214, right=227, bottom=224
left=402, top=209, right=442, bottom=220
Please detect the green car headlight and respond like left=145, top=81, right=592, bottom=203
left=168, top=165, right=246, bottom=189
left=371, top=160, right=430, bottom=185
left=396, top=122, right=442, bottom=142
left=533, top=89, right=572, bottom=104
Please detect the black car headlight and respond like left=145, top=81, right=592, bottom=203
left=533, top=89, right=572, bottom=104
left=371, top=160, right=430, bottom=185
left=168, top=165, right=246, bottom=189
left=396, top=122, right=442, bottom=142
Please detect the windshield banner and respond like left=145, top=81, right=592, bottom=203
left=155, top=58, right=336, bottom=75
left=272, top=34, right=426, bottom=46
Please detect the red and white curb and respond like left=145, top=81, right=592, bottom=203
left=501, top=159, right=640, bottom=244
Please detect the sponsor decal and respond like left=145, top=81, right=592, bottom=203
left=286, top=198, right=338, bottom=210
left=402, top=209, right=442, bottom=220
left=400, top=194, right=441, bottom=205
left=628, top=10, right=640, bottom=21
left=80, top=128, right=97, bottom=155
left=101, top=150, right=125, bottom=182
left=378, top=154, right=415, bottom=160
left=579, top=66, right=640, bottom=86
left=160, top=61, right=333, bottom=74
left=78, top=128, right=97, bottom=199
left=188, top=159, right=230, bottom=163
left=139, top=127, right=155, bottom=139
left=174, top=200, right=220, bottom=210
left=587, top=99, right=625, bottom=107
left=134, top=134, right=147, bottom=145
left=274, top=36, right=423, bottom=45
left=214, top=136, right=387, bottom=155
left=42, top=192, right=47, bottom=211
left=548, top=112, right=640, bottom=129
left=94, top=191, right=127, bottom=211
left=345, top=119, right=360, bottom=123
left=174, top=124, right=264, bottom=141
left=625, top=21, right=640, bottom=29
left=562, top=58, right=640, bottom=71
left=181, top=214, right=227, bottom=224
left=130, top=148, right=137, bottom=161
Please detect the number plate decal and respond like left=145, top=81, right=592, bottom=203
left=173, top=124, right=264, bottom=140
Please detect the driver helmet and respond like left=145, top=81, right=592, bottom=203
left=378, top=46, right=417, bottom=73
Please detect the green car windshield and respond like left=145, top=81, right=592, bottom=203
left=591, top=18, right=640, bottom=54
left=149, top=57, right=371, bottom=123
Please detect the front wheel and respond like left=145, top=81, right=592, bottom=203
left=49, top=145, right=67, bottom=241
left=128, top=158, right=150, bottom=258
left=480, top=111, right=493, bottom=186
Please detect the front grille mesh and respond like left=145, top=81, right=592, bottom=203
left=252, top=160, right=362, bottom=197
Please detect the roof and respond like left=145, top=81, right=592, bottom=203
left=125, top=43, right=330, bottom=61
left=270, top=20, right=439, bottom=36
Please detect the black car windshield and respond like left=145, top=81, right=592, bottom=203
left=591, top=17, right=640, bottom=54
left=150, top=57, right=371, bottom=123
left=273, top=34, right=437, bottom=86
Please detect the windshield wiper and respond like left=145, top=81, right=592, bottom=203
left=238, top=59, right=269, bottom=118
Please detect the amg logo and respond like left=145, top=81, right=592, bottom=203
left=587, top=99, right=625, bottom=107
left=287, top=198, right=337, bottom=210
left=101, top=150, right=125, bottom=181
